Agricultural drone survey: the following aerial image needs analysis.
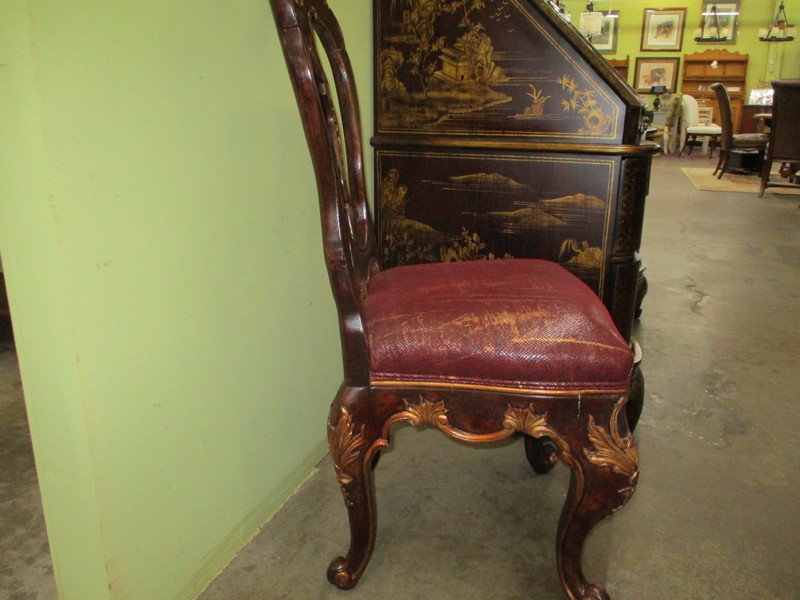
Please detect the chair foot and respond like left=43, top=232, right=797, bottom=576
left=713, top=150, right=726, bottom=177
left=524, top=435, right=558, bottom=474
left=327, top=557, right=358, bottom=590
left=626, top=365, right=644, bottom=432
left=581, top=584, right=611, bottom=599
left=759, top=159, right=772, bottom=198
left=717, top=161, right=728, bottom=179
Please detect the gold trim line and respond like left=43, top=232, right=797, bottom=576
left=370, top=380, right=629, bottom=396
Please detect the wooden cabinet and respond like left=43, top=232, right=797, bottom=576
left=371, top=0, right=656, bottom=343
left=608, top=56, right=630, bottom=82
left=681, top=50, right=748, bottom=132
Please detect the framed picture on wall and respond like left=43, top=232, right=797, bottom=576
left=641, top=8, right=687, bottom=51
left=697, top=1, right=740, bottom=44
left=591, top=11, right=619, bottom=54
left=633, top=57, right=680, bottom=93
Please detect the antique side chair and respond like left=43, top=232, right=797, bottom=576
left=269, top=1, right=640, bottom=598
left=678, top=93, right=721, bottom=157
left=758, top=79, right=800, bottom=197
left=711, top=82, right=769, bottom=180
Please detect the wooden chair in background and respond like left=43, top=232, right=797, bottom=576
left=270, top=1, right=641, bottom=598
left=678, top=94, right=722, bottom=157
left=712, top=82, right=769, bottom=179
left=759, top=79, right=800, bottom=196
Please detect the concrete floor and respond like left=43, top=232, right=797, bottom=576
left=3, top=154, right=800, bottom=599
left=0, top=321, right=58, bottom=600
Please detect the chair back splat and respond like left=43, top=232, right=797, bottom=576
left=273, top=0, right=379, bottom=385
left=270, top=1, right=640, bottom=598
left=713, top=83, right=735, bottom=151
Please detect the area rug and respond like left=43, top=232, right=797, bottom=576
left=682, top=167, right=800, bottom=196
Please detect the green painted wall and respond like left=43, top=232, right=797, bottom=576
left=0, top=1, right=371, bottom=598
left=564, top=0, right=799, bottom=98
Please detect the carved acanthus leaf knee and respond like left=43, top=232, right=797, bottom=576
left=328, top=407, right=368, bottom=506
left=583, top=398, right=640, bottom=505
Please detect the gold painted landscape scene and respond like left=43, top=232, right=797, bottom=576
left=378, top=0, right=617, bottom=137
left=379, top=160, right=613, bottom=293
left=376, top=1, right=621, bottom=292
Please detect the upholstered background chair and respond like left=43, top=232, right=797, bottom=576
left=678, top=94, right=722, bottom=157
left=759, top=79, right=800, bottom=196
left=712, top=82, right=769, bottom=179
left=270, top=1, right=640, bottom=598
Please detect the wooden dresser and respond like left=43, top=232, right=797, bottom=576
left=372, top=0, right=657, bottom=349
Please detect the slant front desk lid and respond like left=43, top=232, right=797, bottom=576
left=375, top=0, right=646, bottom=145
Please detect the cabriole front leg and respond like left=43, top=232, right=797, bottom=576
left=326, top=403, right=380, bottom=590
left=555, top=404, right=640, bottom=600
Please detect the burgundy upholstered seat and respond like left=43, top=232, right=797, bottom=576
left=366, top=259, right=632, bottom=392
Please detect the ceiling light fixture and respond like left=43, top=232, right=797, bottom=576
left=759, top=1, right=796, bottom=42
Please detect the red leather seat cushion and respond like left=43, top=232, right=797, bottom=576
left=364, top=259, right=633, bottom=392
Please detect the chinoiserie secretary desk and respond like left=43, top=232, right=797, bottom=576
left=371, top=0, right=657, bottom=427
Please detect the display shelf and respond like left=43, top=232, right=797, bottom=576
left=681, top=50, right=748, bottom=133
